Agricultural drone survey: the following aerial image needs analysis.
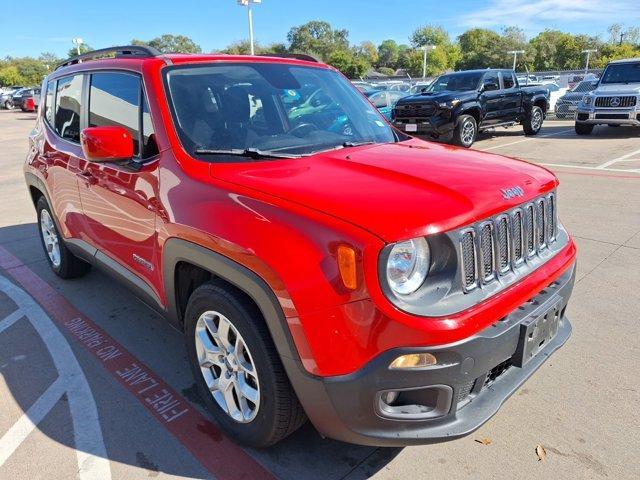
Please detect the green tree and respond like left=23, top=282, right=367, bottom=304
left=528, top=30, right=601, bottom=70
left=458, top=28, right=503, bottom=69
left=355, top=41, right=379, bottom=66
left=410, top=25, right=460, bottom=75
left=67, top=43, right=93, bottom=58
left=595, top=43, right=640, bottom=67
left=377, top=66, right=396, bottom=76
left=410, top=25, right=450, bottom=48
left=377, top=39, right=400, bottom=69
left=9, top=57, right=49, bottom=85
left=132, top=34, right=201, bottom=54
left=287, top=21, right=349, bottom=60
left=0, top=66, right=23, bottom=86
left=326, top=49, right=369, bottom=78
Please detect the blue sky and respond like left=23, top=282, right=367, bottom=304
left=2, top=0, right=638, bottom=58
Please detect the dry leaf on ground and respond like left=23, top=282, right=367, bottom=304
left=536, top=444, right=547, bottom=461
left=474, top=438, right=492, bottom=445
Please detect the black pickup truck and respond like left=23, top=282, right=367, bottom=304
left=392, top=69, right=550, bottom=147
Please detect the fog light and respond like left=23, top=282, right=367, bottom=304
left=389, top=353, right=437, bottom=370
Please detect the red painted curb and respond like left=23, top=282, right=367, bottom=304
left=0, top=245, right=277, bottom=480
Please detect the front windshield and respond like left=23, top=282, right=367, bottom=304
left=164, top=63, right=397, bottom=158
left=426, top=72, right=483, bottom=93
left=572, top=81, right=596, bottom=93
left=600, top=63, right=640, bottom=84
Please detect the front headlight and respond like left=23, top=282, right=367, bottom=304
left=386, top=237, right=430, bottom=295
left=438, top=99, right=460, bottom=109
left=583, top=95, right=593, bottom=106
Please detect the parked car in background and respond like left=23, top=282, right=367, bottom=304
left=393, top=69, right=549, bottom=147
left=516, top=74, right=539, bottom=85
left=388, top=82, right=411, bottom=92
left=364, top=90, right=408, bottom=119
left=10, top=87, right=41, bottom=111
left=575, top=57, right=640, bottom=134
left=555, top=80, right=598, bottom=118
left=0, top=86, right=24, bottom=109
left=409, top=81, right=433, bottom=94
left=542, top=83, right=568, bottom=112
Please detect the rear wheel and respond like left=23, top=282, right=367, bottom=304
left=575, top=123, right=594, bottom=135
left=4, top=100, right=13, bottom=110
left=36, top=196, right=91, bottom=279
left=523, top=106, right=544, bottom=135
left=184, top=282, right=306, bottom=447
left=452, top=114, right=476, bottom=148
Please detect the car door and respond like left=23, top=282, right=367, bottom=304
left=500, top=71, right=522, bottom=122
left=76, top=71, right=162, bottom=297
left=480, top=72, right=501, bottom=125
left=38, top=74, right=86, bottom=240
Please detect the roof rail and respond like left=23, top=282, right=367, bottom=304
left=55, top=45, right=163, bottom=70
left=258, top=53, right=320, bottom=63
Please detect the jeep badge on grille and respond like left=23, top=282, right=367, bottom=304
left=501, top=186, right=524, bottom=200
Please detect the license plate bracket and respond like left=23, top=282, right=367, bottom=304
left=513, top=302, right=562, bottom=368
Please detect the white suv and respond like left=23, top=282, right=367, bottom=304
left=575, top=58, right=640, bottom=134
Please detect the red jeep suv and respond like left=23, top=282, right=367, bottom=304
left=25, top=46, right=576, bottom=447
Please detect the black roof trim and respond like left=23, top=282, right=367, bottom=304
left=55, top=45, right=163, bottom=71
left=257, top=53, right=320, bottom=63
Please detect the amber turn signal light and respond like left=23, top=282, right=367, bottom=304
left=389, top=353, right=437, bottom=370
left=337, top=245, right=358, bottom=290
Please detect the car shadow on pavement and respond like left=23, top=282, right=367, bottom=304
left=0, top=223, right=402, bottom=480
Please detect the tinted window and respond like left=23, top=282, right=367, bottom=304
left=502, top=72, right=516, bottom=89
left=601, top=63, right=640, bottom=84
left=483, top=72, right=499, bottom=91
left=55, top=75, right=83, bottom=142
left=90, top=72, right=141, bottom=156
left=45, top=81, right=55, bottom=126
left=370, top=92, right=388, bottom=108
left=141, top=93, right=158, bottom=157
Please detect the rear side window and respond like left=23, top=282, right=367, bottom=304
left=44, top=81, right=55, bottom=126
left=55, top=75, right=83, bottom=142
left=502, top=72, right=516, bottom=89
left=89, top=72, right=141, bottom=156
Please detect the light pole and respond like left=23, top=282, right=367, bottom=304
left=582, top=49, right=597, bottom=73
left=420, top=45, right=435, bottom=79
left=507, top=50, right=525, bottom=70
left=237, top=0, right=261, bottom=55
left=72, top=37, right=84, bottom=56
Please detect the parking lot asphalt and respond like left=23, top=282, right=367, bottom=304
left=0, top=109, right=638, bottom=479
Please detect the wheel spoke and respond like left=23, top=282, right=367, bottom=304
left=216, top=316, right=233, bottom=351
left=238, top=375, right=259, bottom=404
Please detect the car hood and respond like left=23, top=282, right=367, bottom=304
left=560, top=92, right=585, bottom=101
left=397, top=90, right=476, bottom=104
left=209, top=140, right=557, bottom=242
left=594, top=84, right=640, bottom=94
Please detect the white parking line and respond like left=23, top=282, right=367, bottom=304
left=0, top=275, right=111, bottom=479
left=479, top=129, right=575, bottom=151
left=538, top=162, right=640, bottom=173
left=0, top=309, right=23, bottom=334
left=595, top=148, right=640, bottom=169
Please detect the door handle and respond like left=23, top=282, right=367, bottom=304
left=77, top=170, right=97, bottom=186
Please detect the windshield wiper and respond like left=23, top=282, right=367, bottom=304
left=342, top=141, right=376, bottom=148
left=194, top=147, right=305, bottom=159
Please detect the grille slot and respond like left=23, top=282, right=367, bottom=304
left=594, top=96, right=637, bottom=108
left=511, top=210, right=524, bottom=264
left=394, top=102, right=437, bottom=118
left=495, top=216, right=509, bottom=273
left=460, top=230, right=477, bottom=289
left=479, top=223, right=494, bottom=281
left=458, top=192, right=558, bottom=291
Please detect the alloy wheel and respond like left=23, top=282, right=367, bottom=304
left=194, top=310, right=260, bottom=423
left=40, top=209, right=61, bottom=267
left=531, top=109, right=542, bottom=131
left=461, top=120, right=475, bottom=145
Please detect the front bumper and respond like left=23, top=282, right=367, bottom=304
left=392, top=116, right=455, bottom=139
left=285, top=262, right=575, bottom=446
left=575, top=107, right=640, bottom=125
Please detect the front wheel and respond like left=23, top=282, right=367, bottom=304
left=4, top=100, right=13, bottom=110
left=523, top=106, right=544, bottom=135
left=575, top=123, right=594, bottom=135
left=452, top=114, right=477, bottom=148
left=185, top=282, right=306, bottom=447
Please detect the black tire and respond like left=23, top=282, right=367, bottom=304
left=523, top=106, right=544, bottom=135
left=184, top=282, right=306, bottom=447
left=452, top=114, right=476, bottom=148
left=36, top=196, right=91, bottom=279
left=575, top=123, right=594, bottom=135
left=4, top=100, right=13, bottom=110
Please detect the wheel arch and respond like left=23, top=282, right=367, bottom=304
left=162, top=238, right=302, bottom=365
left=458, top=105, right=481, bottom=125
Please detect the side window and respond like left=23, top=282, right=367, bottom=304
left=141, top=93, right=159, bottom=158
left=55, top=75, right=83, bottom=142
left=502, top=72, right=516, bottom=89
left=483, top=73, right=500, bottom=91
left=44, top=81, right=55, bottom=126
left=89, top=72, right=141, bottom=156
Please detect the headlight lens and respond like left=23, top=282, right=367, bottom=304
left=386, top=237, right=430, bottom=295
left=583, top=95, right=592, bottom=106
left=438, top=99, right=460, bottom=109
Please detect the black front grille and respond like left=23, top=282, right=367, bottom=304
left=394, top=102, right=436, bottom=118
left=484, top=358, right=513, bottom=388
left=512, top=210, right=523, bottom=262
left=496, top=217, right=509, bottom=271
left=595, top=96, right=637, bottom=108
left=479, top=224, right=494, bottom=279
left=461, top=231, right=476, bottom=288
left=536, top=200, right=545, bottom=247
left=525, top=204, right=535, bottom=255
left=457, top=379, right=476, bottom=404
left=595, top=113, right=628, bottom=120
